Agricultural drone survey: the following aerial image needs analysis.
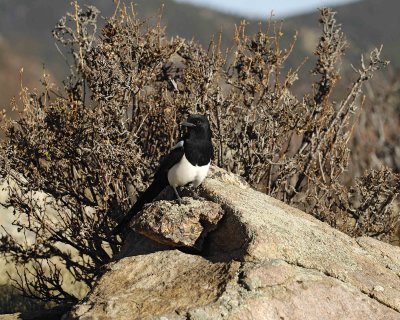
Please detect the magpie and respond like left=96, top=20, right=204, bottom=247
left=113, top=114, right=213, bottom=234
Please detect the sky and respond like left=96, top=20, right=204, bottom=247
left=175, top=0, right=360, bottom=18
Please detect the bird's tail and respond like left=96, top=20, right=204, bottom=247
left=113, top=176, right=168, bottom=235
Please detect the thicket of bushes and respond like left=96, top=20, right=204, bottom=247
left=0, top=2, right=398, bottom=304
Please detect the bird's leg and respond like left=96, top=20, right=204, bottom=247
left=172, top=186, right=183, bottom=205
left=187, top=184, right=201, bottom=200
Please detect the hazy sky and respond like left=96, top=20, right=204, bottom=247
left=175, top=0, right=360, bottom=18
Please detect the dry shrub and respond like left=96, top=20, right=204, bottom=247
left=351, top=77, right=400, bottom=174
left=0, top=2, right=398, bottom=303
left=348, top=76, right=400, bottom=243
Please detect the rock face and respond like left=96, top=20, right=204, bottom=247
left=131, top=198, right=224, bottom=249
left=66, top=167, right=400, bottom=320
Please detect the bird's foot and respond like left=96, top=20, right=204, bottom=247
left=191, top=190, right=201, bottom=200
left=186, top=185, right=201, bottom=200
left=173, top=186, right=184, bottom=205
left=176, top=196, right=192, bottom=205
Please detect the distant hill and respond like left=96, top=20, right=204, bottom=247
left=287, top=0, right=400, bottom=61
left=283, top=0, right=400, bottom=81
left=0, top=0, right=398, bottom=107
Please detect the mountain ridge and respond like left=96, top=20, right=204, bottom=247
left=0, top=0, right=398, bottom=107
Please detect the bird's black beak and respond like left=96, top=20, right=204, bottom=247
left=181, top=121, right=196, bottom=127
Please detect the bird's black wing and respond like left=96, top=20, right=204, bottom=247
left=113, top=144, right=185, bottom=234
left=153, top=141, right=185, bottom=180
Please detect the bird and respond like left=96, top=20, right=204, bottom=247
left=113, top=114, right=213, bottom=234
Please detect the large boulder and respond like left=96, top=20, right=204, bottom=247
left=66, top=167, right=400, bottom=320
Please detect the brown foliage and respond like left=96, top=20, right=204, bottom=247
left=0, top=2, right=398, bottom=303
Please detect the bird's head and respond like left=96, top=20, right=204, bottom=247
left=181, top=114, right=212, bottom=140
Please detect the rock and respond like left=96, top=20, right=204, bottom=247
left=66, top=250, right=239, bottom=320
left=115, top=229, right=174, bottom=259
left=0, top=314, right=20, bottom=320
left=131, top=197, right=224, bottom=249
left=66, top=166, right=400, bottom=319
left=201, top=167, right=400, bottom=314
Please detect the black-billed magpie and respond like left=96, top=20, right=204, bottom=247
left=114, top=114, right=213, bottom=234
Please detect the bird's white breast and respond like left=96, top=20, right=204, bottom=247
left=168, top=154, right=210, bottom=188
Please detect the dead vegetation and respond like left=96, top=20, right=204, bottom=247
left=0, top=2, right=398, bottom=304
